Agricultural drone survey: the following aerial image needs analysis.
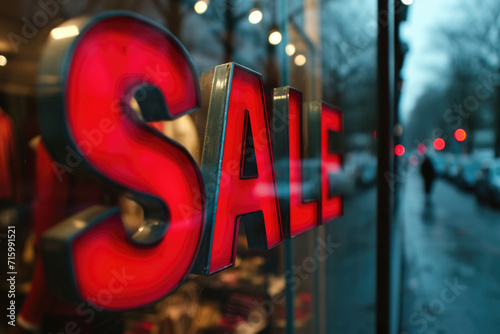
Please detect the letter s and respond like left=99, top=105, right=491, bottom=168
left=37, top=12, right=205, bottom=310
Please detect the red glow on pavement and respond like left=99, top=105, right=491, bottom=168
left=434, top=138, right=445, bottom=150
left=395, top=144, right=405, bottom=156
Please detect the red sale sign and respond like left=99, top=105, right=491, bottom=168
left=193, top=64, right=283, bottom=275
left=36, top=11, right=343, bottom=311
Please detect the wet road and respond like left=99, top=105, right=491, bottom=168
left=400, top=173, right=500, bottom=333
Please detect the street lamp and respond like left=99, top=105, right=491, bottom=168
left=268, top=28, right=282, bottom=45
left=294, top=54, right=306, bottom=66
left=285, top=44, right=296, bottom=56
left=249, top=8, right=263, bottom=24
left=194, top=0, right=209, bottom=14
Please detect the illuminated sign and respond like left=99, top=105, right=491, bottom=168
left=37, top=11, right=343, bottom=311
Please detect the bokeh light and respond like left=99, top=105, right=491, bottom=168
left=434, top=138, right=445, bottom=150
left=286, top=44, right=296, bottom=56
left=294, top=54, right=306, bottom=66
left=268, top=29, right=282, bottom=45
left=394, top=124, right=403, bottom=136
left=417, top=143, right=426, bottom=155
left=248, top=8, right=263, bottom=24
left=194, top=0, right=208, bottom=14
left=454, top=128, right=467, bottom=142
left=409, top=155, right=419, bottom=166
left=395, top=144, right=405, bottom=156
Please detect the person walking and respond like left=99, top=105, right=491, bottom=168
left=420, top=154, right=436, bottom=202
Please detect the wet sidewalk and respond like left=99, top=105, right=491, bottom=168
left=400, top=172, right=500, bottom=333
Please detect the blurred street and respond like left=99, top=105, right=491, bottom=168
left=325, top=186, right=377, bottom=334
left=400, top=171, right=500, bottom=333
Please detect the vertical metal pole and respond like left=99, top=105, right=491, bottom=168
left=376, top=0, right=395, bottom=333
left=224, top=0, right=234, bottom=63
left=278, top=1, right=294, bottom=333
left=279, top=0, right=290, bottom=86
left=284, top=240, right=295, bottom=334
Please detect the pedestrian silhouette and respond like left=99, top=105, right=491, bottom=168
left=420, top=155, right=436, bottom=203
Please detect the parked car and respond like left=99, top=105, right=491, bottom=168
left=475, top=160, right=500, bottom=206
left=341, top=152, right=372, bottom=189
left=358, top=155, right=377, bottom=188
left=432, top=154, right=447, bottom=177
left=457, top=159, right=483, bottom=191
left=445, top=157, right=460, bottom=182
